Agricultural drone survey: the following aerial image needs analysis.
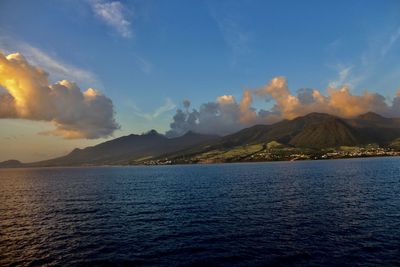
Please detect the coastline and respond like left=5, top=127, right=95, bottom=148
left=1, top=154, right=399, bottom=170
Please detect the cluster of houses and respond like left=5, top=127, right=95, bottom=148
left=140, top=146, right=400, bottom=165
left=320, top=147, right=400, bottom=159
left=245, top=146, right=400, bottom=162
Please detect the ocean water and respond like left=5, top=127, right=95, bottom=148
left=1, top=157, right=400, bottom=266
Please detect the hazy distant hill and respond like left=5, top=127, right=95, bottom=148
left=157, top=112, right=400, bottom=161
left=0, top=160, right=23, bottom=168
left=29, top=130, right=218, bottom=167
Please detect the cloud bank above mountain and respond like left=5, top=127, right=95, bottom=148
left=167, top=76, right=400, bottom=137
left=0, top=52, right=119, bottom=139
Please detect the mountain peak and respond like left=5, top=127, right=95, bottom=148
left=143, top=129, right=161, bottom=136
left=70, top=148, right=82, bottom=154
left=303, top=112, right=335, bottom=118
left=358, top=112, right=384, bottom=120
left=294, top=112, right=338, bottom=123
left=0, top=159, right=23, bottom=168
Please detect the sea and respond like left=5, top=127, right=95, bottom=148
left=1, top=157, right=399, bottom=266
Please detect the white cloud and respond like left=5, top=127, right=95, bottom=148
left=326, top=53, right=373, bottom=91
left=209, top=4, right=250, bottom=66
left=129, top=98, right=176, bottom=120
left=134, top=54, right=153, bottom=74
left=89, top=0, right=132, bottom=38
left=381, top=25, right=400, bottom=57
left=0, top=36, right=99, bottom=86
left=329, top=24, right=400, bottom=92
left=329, top=65, right=353, bottom=88
left=328, top=64, right=365, bottom=89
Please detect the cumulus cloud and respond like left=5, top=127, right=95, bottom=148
left=0, top=52, right=119, bottom=139
left=167, top=92, right=260, bottom=137
left=90, top=0, right=132, bottom=38
left=167, top=76, right=400, bottom=137
left=0, top=36, right=98, bottom=86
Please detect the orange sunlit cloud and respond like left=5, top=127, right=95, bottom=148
left=167, top=76, right=400, bottom=136
left=0, top=52, right=118, bottom=139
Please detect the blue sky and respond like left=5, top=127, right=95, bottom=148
left=1, top=0, right=400, bottom=161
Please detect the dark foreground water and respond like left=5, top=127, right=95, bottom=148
left=1, top=158, right=400, bottom=266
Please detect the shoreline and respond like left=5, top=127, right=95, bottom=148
left=1, top=154, right=399, bottom=170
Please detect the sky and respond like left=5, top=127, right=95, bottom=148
left=1, top=0, right=400, bottom=162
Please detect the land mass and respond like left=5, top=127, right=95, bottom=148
left=139, top=112, right=400, bottom=165
left=1, top=112, right=400, bottom=168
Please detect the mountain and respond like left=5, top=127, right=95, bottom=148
left=0, top=160, right=23, bottom=168
left=289, top=115, right=359, bottom=148
left=4, top=112, right=400, bottom=167
left=29, top=130, right=218, bottom=167
left=154, top=112, right=400, bottom=162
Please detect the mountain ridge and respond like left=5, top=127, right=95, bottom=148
left=27, top=130, right=218, bottom=167
left=2, top=112, right=400, bottom=167
left=146, top=112, right=400, bottom=163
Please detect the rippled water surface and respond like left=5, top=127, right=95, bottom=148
left=1, top=157, right=400, bottom=266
